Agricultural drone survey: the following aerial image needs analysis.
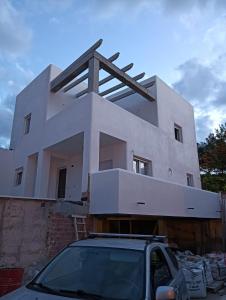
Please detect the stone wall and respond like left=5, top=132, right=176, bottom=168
left=0, top=197, right=89, bottom=282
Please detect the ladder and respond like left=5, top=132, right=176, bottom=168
left=72, top=215, right=87, bottom=241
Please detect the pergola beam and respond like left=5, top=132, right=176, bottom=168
left=100, top=72, right=145, bottom=97
left=63, top=52, right=120, bottom=93
left=94, top=51, right=155, bottom=102
left=108, top=80, right=155, bottom=102
left=51, top=39, right=103, bottom=93
left=99, top=63, right=133, bottom=86
left=88, top=57, right=99, bottom=93
left=75, top=63, right=133, bottom=99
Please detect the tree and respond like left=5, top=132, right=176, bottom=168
left=198, top=123, right=226, bottom=192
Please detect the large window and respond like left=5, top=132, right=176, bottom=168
left=174, top=123, right=183, bottom=142
left=133, top=156, right=152, bottom=176
left=24, top=113, right=31, bottom=134
left=15, top=167, right=23, bottom=186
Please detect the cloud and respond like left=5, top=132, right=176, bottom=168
left=173, top=59, right=219, bottom=103
left=80, top=0, right=226, bottom=20
left=23, top=0, right=74, bottom=14
left=0, top=0, right=34, bottom=148
left=0, top=104, right=13, bottom=147
left=0, top=61, right=34, bottom=148
left=0, top=0, right=32, bottom=57
left=195, top=114, right=212, bottom=141
left=173, top=58, right=226, bottom=141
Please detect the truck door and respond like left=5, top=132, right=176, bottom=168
left=149, top=247, right=181, bottom=300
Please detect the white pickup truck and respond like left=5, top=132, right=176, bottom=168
left=2, top=233, right=189, bottom=300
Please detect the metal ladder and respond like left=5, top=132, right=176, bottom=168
left=72, top=215, right=87, bottom=241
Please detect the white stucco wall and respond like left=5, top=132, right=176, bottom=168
left=90, top=169, right=220, bottom=218
left=155, top=77, right=201, bottom=187
left=3, top=61, right=204, bottom=213
left=90, top=91, right=201, bottom=187
left=115, top=77, right=158, bottom=126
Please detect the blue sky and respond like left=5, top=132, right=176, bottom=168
left=0, top=0, right=226, bottom=148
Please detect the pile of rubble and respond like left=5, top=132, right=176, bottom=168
left=175, top=250, right=226, bottom=298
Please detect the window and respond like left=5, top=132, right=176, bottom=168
left=165, top=247, right=179, bottom=270
left=186, top=173, right=194, bottom=187
left=133, top=157, right=151, bottom=176
left=24, top=113, right=31, bottom=134
left=150, top=248, right=172, bottom=294
left=32, top=246, right=145, bottom=300
left=174, top=123, right=183, bottom=142
left=15, top=167, right=23, bottom=185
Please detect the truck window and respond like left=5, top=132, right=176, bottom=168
left=150, top=248, right=173, bottom=293
left=165, top=247, right=179, bottom=270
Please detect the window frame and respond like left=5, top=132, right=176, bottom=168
left=149, top=247, right=173, bottom=295
left=174, top=123, right=183, bottom=143
left=24, top=113, right=32, bottom=135
left=133, top=156, right=152, bottom=176
left=186, top=173, right=194, bottom=187
left=15, top=167, right=23, bottom=186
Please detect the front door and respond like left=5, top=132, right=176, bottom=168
left=57, top=168, right=67, bottom=199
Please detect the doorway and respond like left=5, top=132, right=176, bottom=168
left=57, top=168, right=67, bottom=199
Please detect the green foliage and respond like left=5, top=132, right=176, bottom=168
left=198, top=123, right=226, bottom=192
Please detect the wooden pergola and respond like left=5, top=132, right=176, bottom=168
left=50, top=39, right=155, bottom=102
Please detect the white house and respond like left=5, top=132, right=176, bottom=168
left=0, top=40, right=220, bottom=232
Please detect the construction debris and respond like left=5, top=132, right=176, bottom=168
left=175, top=250, right=226, bottom=298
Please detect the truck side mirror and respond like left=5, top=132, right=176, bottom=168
left=156, top=286, right=176, bottom=300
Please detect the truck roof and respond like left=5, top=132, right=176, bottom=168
left=70, top=238, right=162, bottom=251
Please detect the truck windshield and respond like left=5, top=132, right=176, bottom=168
left=30, top=246, right=145, bottom=300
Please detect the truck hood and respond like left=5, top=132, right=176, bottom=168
left=0, top=287, right=82, bottom=300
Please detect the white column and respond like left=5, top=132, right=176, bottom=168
left=34, top=150, right=51, bottom=198
left=82, top=130, right=100, bottom=193
left=23, top=155, right=37, bottom=197
left=126, top=143, right=134, bottom=172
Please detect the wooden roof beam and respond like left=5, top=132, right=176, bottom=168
left=75, top=63, right=133, bottom=99
left=100, top=72, right=145, bottom=97
left=50, top=39, right=103, bottom=93
left=63, top=52, right=120, bottom=93
left=108, top=80, right=155, bottom=102
left=94, top=51, right=155, bottom=102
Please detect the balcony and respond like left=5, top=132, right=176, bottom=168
left=89, top=169, right=220, bottom=219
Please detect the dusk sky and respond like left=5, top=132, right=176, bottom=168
left=0, top=0, right=226, bottom=148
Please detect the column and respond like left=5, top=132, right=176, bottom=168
left=82, top=130, right=100, bottom=193
left=126, top=143, right=134, bottom=172
left=34, top=150, right=51, bottom=198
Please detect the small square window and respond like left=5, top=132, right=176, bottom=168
left=24, top=113, right=31, bottom=134
left=174, top=124, right=183, bottom=142
left=133, top=156, right=152, bottom=176
left=186, top=173, right=194, bottom=187
left=15, top=168, right=23, bottom=186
